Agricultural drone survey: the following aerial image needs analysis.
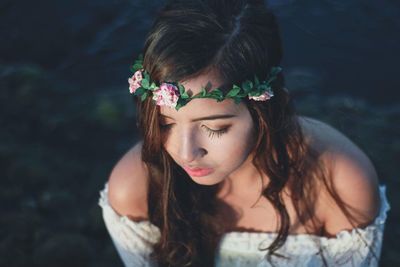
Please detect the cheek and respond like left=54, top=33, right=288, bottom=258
left=162, top=138, right=175, bottom=158
left=215, top=123, right=255, bottom=161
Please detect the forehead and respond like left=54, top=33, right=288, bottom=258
left=159, top=72, right=245, bottom=119
left=160, top=98, right=242, bottom=118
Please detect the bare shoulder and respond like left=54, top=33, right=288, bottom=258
left=298, top=116, right=381, bottom=236
left=107, top=140, right=149, bottom=221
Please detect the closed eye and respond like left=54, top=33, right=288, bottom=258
left=201, top=125, right=229, bottom=139
left=160, top=123, right=174, bottom=130
left=159, top=124, right=230, bottom=139
left=159, top=123, right=177, bottom=136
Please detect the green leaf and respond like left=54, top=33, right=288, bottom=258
left=175, top=103, right=183, bottom=110
left=205, top=81, right=213, bottom=91
left=141, top=92, right=148, bottom=101
left=201, top=87, right=207, bottom=97
left=141, top=79, right=150, bottom=89
left=192, top=88, right=208, bottom=99
left=181, top=91, right=189, bottom=99
left=134, top=87, right=145, bottom=96
left=242, top=80, right=253, bottom=92
left=132, top=63, right=143, bottom=71
left=175, top=98, right=189, bottom=110
left=248, top=91, right=259, bottom=97
left=226, top=85, right=241, bottom=97
left=254, top=75, right=260, bottom=86
left=257, top=84, right=268, bottom=93
left=210, top=89, right=223, bottom=98
left=178, top=84, right=185, bottom=95
left=236, top=92, right=248, bottom=98
left=150, top=82, right=157, bottom=90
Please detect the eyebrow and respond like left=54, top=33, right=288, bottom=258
left=160, top=114, right=237, bottom=122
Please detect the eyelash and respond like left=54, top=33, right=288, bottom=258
left=202, top=125, right=229, bottom=139
left=159, top=124, right=229, bottom=139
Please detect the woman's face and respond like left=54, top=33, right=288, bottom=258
left=159, top=72, right=257, bottom=186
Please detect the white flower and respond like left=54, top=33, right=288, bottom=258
left=248, top=88, right=274, bottom=101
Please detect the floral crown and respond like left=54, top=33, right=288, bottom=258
left=128, top=54, right=282, bottom=110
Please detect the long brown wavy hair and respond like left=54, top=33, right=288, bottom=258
left=133, top=0, right=376, bottom=266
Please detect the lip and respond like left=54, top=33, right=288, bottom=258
left=183, top=166, right=214, bottom=177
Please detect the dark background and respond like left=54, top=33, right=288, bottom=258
left=0, top=0, right=399, bottom=266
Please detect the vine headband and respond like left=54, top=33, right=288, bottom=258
left=128, top=54, right=282, bottom=110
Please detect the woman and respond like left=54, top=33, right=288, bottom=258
left=99, top=0, right=390, bottom=266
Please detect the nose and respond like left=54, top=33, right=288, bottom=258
left=177, top=128, right=207, bottom=164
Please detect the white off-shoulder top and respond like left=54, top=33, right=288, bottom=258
left=98, top=184, right=390, bottom=267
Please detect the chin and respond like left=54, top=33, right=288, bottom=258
left=189, top=175, right=224, bottom=186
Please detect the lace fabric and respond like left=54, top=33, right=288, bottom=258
left=98, top=184, right=390, bottom=267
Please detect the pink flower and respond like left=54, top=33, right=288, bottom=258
left=248, top=89, right=274, bottom=101
left=128, top=70, right=143, bottom=93
left=152, top=83, right=180, bottom=108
